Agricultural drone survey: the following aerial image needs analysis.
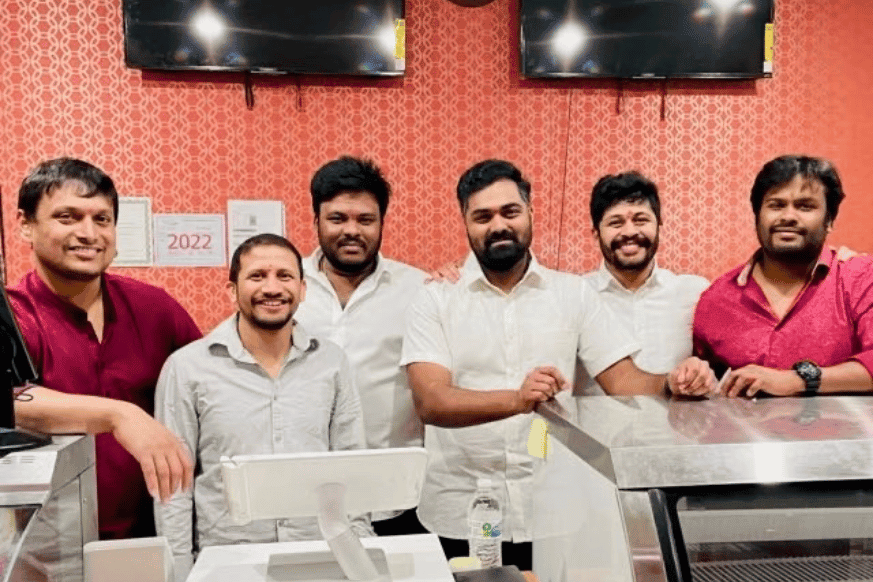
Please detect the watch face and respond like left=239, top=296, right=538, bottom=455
left=795, top=360, right=821, bottom=382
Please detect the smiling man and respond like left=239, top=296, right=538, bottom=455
left=155, top=233, right=370, bottom=580
left=294, top=157, right=427, bottom=536
left=9, top=158, right=201, bottom=539
left=687, top=155, right=873, bottom=398
left=579, top=171, right=710, bottom=394
left=400, top=160, right=703, bottom=569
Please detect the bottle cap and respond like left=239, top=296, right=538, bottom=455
left=476, top=478, right=492, bottom=489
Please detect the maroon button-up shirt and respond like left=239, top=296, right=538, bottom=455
left=8, top=271, right=201, bottom=539
left=693, top=248, right=873, bottom=380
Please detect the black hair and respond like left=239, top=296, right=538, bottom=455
left=590, top=171, right=661, bottom=228
left=750, top=155, right=845, bottom=222
left=229, top=233, right=303, bottom=283
left=456, top=159, right=531, bottom=211
left=310, top=156, right=391, bottom=217
left=18, top=158, right=119, bottom=221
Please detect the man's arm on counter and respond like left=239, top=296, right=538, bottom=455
left=719, top=361, right=873, bottom=398
left=15, top=386, right=193, bottom=502
left=407, top=361, right=567, bottom=428
left=595, top=357, right=667, bottom=396
left=605, top=356, right=716, bottom=397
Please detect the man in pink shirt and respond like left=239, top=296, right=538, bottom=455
left=678, top=155, right=873, bottom=398
left=9, top=158, right=201, bottom=538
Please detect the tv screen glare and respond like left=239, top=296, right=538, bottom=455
left=123, top=0, right=405, bottom=76
left=521, top=0, right=775, bottom=79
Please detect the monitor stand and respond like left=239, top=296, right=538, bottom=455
left=267, top=483, right=388, bottom=582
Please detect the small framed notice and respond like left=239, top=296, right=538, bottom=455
left=227, top=200, right=285, bottom=257
left=153, top=214, right=226, bottom=267
left=115, top=197, right=152, bottom=267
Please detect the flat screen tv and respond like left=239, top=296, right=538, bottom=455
left=123, top=0, right=405, bottom=76
left=521, top=0, right=775, bottom=79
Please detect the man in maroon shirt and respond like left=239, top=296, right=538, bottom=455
left=9, top=158, right=201, bottom=539
left=674, top=155, right=873, bottom=398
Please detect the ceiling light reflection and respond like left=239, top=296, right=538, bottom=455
left=376, top=25, right=396, bottom=54
left=191, top=7, right=227, bottom=44
left=551, top=20, right=588, bottom=63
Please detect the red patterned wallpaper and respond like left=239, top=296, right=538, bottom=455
left=1, top=0, right=871, bottom=331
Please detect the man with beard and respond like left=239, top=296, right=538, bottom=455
left=294, top=156, right=428, bottom=535
left=579, top=171, right=710, bottom=394
left=680, top=155, right=873, bottom=398
left=155, top=234, right=371, bottom=580
left=400, top=160, right=708, bottom=569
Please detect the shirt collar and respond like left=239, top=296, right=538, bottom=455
left=304, top=248, right=391, bottom=288
left=736, top=247, right=832, bottom=286
left=208, top=314, right=317, bottom=365
left=592, top=261, right=662, bottom=293
left=25, top=271, right=117, bottom=323
left=461, top=251, right=546, bottom=292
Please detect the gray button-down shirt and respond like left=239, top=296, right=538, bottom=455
left=155, top=315, right=369, bottom=577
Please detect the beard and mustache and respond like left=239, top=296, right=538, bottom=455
left=758, top=222, right=827, bottom=265
left=473, top=230, right=529, bottom=273
left=321, top=234, right=381, bottom=276
left=600, top=232, right=658, bottom=272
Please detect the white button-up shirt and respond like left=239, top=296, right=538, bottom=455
left=295, top=250, right=428, bottom=449
left=400, top=253, right=639, bottom=541
left=578, top=264, right=709, bottom=395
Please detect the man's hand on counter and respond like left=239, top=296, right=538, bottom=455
left=720, top=365, right=803, bottom=398
left=667, top=357, right=717, bottom=397
left=110, top=402, right=194, bottom=503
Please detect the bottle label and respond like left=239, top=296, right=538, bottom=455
left=471, top=520, right=502, bottom=539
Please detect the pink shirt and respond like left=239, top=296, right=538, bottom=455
left=8, top=271, right=201, bottom=539
left=693, top=248, right=873, bottom=379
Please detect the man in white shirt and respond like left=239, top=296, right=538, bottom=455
left=155, top=234, right=370, bottom=580
left=579, top=171, right=710, bottom=395
left=400, top=160, right=708, bottom=569
left=294, top=156, right=428, bottom=536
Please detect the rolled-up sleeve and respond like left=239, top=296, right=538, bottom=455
left=154, top=356, right=199, bottom=581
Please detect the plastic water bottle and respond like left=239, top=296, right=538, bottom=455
left=467, top=478, right=502, bottom=568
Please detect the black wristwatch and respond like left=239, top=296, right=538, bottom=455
left=792, top=360, right=822, bottom=396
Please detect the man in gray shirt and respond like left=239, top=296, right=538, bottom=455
left=155, top=233, right=370, bottom=581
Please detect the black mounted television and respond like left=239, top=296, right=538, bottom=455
left=123, top=0, right=406, bottom=76
left=521, top=0, right=775, bottom=79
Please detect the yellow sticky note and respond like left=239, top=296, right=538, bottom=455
left=394, top=19, right=406, bottom=60
left=764, top=23, right=774, bottom=63
left=527, top=418, right=551, bottom=458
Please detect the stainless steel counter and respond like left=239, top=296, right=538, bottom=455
left=1, top=435, right=97, bottom=582
left=538, top=395, right=873, bottom=488
left=532, top=396, right=873, bottom=582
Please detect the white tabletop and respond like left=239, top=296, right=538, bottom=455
left=186, top=533, right=454, bottom=582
